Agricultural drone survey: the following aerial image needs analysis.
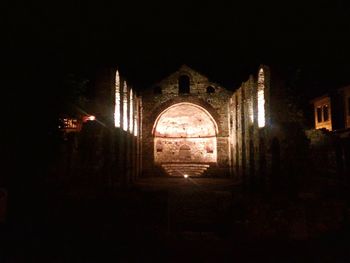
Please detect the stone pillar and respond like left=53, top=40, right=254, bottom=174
left=119, top=80, right=127, bottom=188
left=125, top=86, right=131, bottom=186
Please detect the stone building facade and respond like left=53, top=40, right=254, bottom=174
left=141, top=65, right=232, bottom=177
left=309, top=85, right=350, bottom=178
left=139, top=64, right=292, bottom=186
left=58, top=64, right=300, bottom=189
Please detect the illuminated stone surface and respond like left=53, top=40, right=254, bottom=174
left=110, top=65, right=274, bottom=180
left=114, top=70, right=121, bottom=127
left=153, top=103, right=217, bottom=175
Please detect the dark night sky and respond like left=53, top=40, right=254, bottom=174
left=3, top=0, right=350, bottom=126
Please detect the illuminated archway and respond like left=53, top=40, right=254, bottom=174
left=153, top=103, right=218, bottom=169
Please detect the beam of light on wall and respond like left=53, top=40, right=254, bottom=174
left=134, top=100, right=138, bottom=136
left=129, top=88, right=133, bottom=133
left=258, top=68, right=265, bottom=128
left=154, top=103, right=217, bottom=138
left=123, top=81, right=128, bottom=131
left=114, top=70, right=121, bottom=127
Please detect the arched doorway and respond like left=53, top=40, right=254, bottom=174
left=153, top=103, right=218, bottom=176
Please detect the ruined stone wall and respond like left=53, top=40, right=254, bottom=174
left=154, top=137, right=217, bottom=163
left=229, top=66, right=272, bottom=187
left=229, top=65, right=314, bottom=191
left=141, top=65, right=232, bottom=177
left=58, top=68, right=143, bottom=190
left=340, top=86, right=350, bottom=129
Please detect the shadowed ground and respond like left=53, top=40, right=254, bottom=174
left=1, top=177, right=350, bottom=262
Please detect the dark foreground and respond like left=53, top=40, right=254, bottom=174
left=1, top=178, right=350, bottom=262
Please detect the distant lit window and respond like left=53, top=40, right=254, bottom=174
left=317, top=107, right=322, bottom=122
left=114, top=70, right=121, bottom=127
left=123, top=81, right=128, bottom=131
left=206, top=86, right=215, bottom=93
left=323, top=105, right=329, bottom=121
left=257, top=68, right=265, bottom=127
left=179, top=75, right=190, bottom=94
left=60, top=118, right=78, bottom=129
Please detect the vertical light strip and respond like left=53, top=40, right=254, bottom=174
left=123, top=81, right=128, bottom=131
left=257, top=68, right=265, bottom=128
left=134, top=98, right=138, bottom=136
left=129, top=88, right=133, bottom=133
left=114, top=70, right=121, bottom=127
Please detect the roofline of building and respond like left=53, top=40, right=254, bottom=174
left=309, top=94, right=330, bottom=104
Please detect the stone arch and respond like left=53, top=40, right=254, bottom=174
left=153, top=102, right=218, bottom=166
left=152, top=102, right=218, bottom=136
left=149, top=97, right=222, bottom=137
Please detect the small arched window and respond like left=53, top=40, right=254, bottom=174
left=206, top=86, right=215, bottom=93
left=179, top=75, right=190, bottom=94
left=257, top=68, right=265, bottom=128
left=154, top=86, right=162, bottom=94
left=114, top=70, right=121, bottom=128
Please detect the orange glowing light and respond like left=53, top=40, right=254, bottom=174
left=184, top=174, right=188, bottom=178
left=83, top=115, right=96, bottom=122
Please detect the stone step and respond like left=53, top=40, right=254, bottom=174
left=167, top=172, right=203, bottom=177
left=165, top=169, right=206, bottom=173
left=163, top=167, right=208, bottom=172
left=161, top=163, right=210, bottom=168
left=161, top=163, right=211, bottom=177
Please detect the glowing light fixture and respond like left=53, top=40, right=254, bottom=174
left=83, top=115, right=96, bottom=122
left=114, top=70, right=121, bottom=127
left=184, top=174, right=188, bottom=179
left=257, top=68, right=265, bottom=128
